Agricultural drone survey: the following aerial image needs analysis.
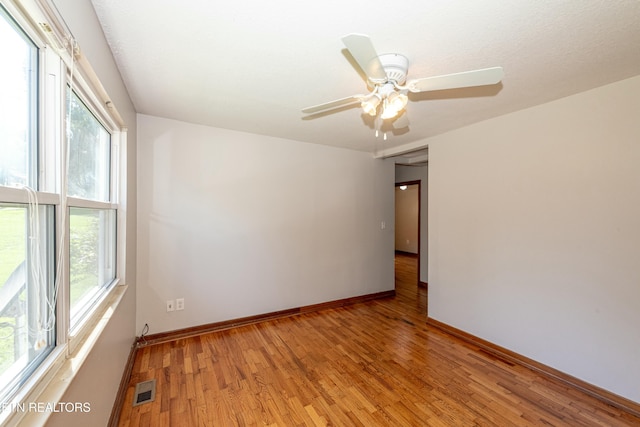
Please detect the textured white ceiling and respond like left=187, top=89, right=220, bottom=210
left=89, top=0, right=640, bottom=156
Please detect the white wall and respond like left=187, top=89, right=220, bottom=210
left=394, top=185, right=419, bottom=253
left=396, top=165, right=428, bottom=281
left=137, top=114, right=395, bottom=334
left=46, top=0, right=137, bottom=426
left=428, top=75, right=640, bottom=402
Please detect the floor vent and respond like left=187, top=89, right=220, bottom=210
left=133, top=379, right=156, bottom=406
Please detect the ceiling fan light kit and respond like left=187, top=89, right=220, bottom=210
left=361, top=94, right=381, bottom=116
left=302, top=33, right=504, bottom=139
left=381, top=91, right=408, bottom=119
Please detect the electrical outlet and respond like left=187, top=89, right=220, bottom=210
left=166, top=300, right=175, bottom=312
left=176, top=298, right=184, bottom=311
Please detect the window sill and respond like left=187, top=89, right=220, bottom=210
left=1, top=284, right=128, bottom=427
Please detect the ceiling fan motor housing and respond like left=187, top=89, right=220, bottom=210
left=373, top=53, right=409, bottom=85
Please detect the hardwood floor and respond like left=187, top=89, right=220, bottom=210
left=117, top=253, right=640, bottom=426
left=393, top=252, right=427, bottom=316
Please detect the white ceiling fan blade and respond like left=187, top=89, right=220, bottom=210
left=341, top=33, right=387, bottom=82
left=407, top=66, right=504, bottom=93
left=302, top=94, right=363, bottom=114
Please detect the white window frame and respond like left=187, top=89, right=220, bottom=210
left=0, top=0, right=128, bottom=425
left=64, top=83, right=118, bottom=337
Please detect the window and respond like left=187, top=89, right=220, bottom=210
left=0, top=0, right=125, bottom=416
left=66, top=87, right=117, bottom=329
left=0, top=5, right=37, bottom=188
left=67, top=90, right=111, bottom=202
left=0, top=4, right=54, bottom=404
left=69, top=208, right=116, bottom=327
left=0, top=203, right=55, bottom=403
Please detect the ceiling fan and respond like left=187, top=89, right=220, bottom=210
left=302, top=34, right=504, bottom=137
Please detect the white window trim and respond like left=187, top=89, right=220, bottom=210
left=65, top=196, right=117, bottom=210
left=0, top=187, right=59, bottom=205
left=0, top=1, right=129, bottom=425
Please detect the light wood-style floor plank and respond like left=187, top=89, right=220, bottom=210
left=118, top=253, right=640, bottom=426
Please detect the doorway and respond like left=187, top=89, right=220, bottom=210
left=394, top=180, right=426, bottom=313
left=394, top=181, right=421, bottom=284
